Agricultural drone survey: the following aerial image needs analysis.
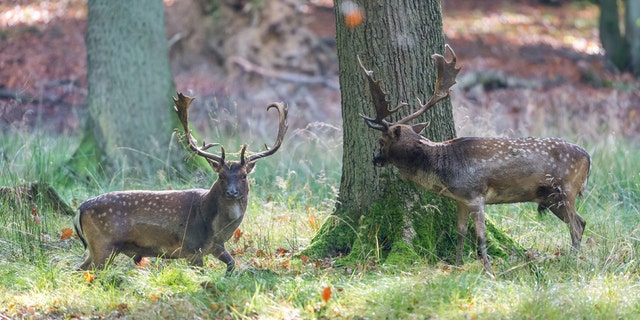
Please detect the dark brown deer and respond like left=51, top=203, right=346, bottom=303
left=359, top=45, right=590, bottom=274
left=74, top=93, right=288, bottom=273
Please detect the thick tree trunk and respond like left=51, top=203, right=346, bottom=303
left=68, top=0, right=184, bottom=180
left=304, top=0, right=519, bottom=266
left=599, top=0, right=630, bottom=71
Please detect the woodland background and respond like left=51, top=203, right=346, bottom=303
left=1, top=0, right=640, bottom=319
left=1, top=0, right=638, bottom=141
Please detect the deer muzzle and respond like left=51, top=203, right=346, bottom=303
left=225, top=185, right=242, bottom=199
left=372, top=153, right=387, bottom=167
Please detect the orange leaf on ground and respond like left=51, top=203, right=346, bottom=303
left=309, top=213, right=317, bottom=229
left=279, top=259, right=291, bottom=270
left=83, top=272, right=95, bottom=283
left=60, top=228, right=73, bottom=240
left=275, top=247, right=290, bottom=256
left=233, top=229, right=243, bottom=244
left=300, top=254, right=309, bottom=263
left=321, top=286, right=332, bottom=302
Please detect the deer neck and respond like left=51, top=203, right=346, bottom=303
left=200, top=186, right=248, bottom=221
left=390, top=138, right=452, bottom=190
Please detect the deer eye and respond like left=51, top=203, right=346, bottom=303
left=242, top=174, right=247, bottom=180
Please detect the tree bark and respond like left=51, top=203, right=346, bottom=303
left=304, top=0, right=519, bottom=266
left=67, top=0, right=185, bottom=181
left=625, top=0, right=640, bottom=76
left=599, top=0, right=630, bottom=71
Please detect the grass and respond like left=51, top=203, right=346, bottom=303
left=1, top=122, right=639, bottom=319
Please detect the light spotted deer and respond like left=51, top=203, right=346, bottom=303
left=74, top=93, right=288, bottom=273
left=359, top=45, right=590, bottom=274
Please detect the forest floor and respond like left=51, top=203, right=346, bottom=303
left=0, top=0, right=638, bottom=139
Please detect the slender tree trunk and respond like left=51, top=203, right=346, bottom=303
left=304, top=0, right=519, bottom=266
left=625, top=0, right=640, bottom=76
left=67, top=0, right=184, bottom=181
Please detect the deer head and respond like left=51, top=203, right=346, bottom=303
left=359, top=44, right=461, bottom=167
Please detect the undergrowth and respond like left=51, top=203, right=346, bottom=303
left=1, top=125, right=639, bottom=319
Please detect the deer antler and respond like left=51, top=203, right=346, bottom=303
left=173, top=93, right=225, bottom=166
left=244, top=102, right=288, bottom=163
left=397, top=44, right=460, bottom=125
left=357, top=56, right=408, bottom=131
left=360, top=44, right=461, bottom=130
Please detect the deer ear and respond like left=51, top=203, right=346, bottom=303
left=245, top=161, right=257, bottom=173
left=391, top=126, right=402, bottom=139
left=208, top=159, right=223, bottom=172
left=412, top=121, right=429, bottom=134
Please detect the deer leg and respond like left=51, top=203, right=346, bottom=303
left=549, top=199, right=585, bottom=251
left=470, top=204, right=492, bottom=274
left=212, top=246, right=236, bottom=274
left=78, top=253, right=93, bottom=270
left=455, top=202, right=471, bottom=266
left=81, top=247, right=115, bottom=270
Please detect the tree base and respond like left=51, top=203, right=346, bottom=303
left=304, top=186, right=525, bottom=269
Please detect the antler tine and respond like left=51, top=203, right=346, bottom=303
left=357, top=55, right=409, bottom=131
left=396, top=44, right=461, bottom=125
left=173, top=93, right=224, bottom=165
left=245, top=102, right=288, bottom=163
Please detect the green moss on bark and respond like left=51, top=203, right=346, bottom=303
left=302, top=212, right=357, bottom=259
left=304, top=180, right=525, bottom=268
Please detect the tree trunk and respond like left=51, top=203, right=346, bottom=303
left=625, top=0, right=640, bottom=76
left=304, top=0, right=520, bottom=266
left=599, top=0, right=630, bottom=71
left=67, top=0, right=184, bottom=181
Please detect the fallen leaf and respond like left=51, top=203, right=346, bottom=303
left=275, top=247, right=290, bottom=256
left=60, top=228, right=73, bottom=240
left=321, top=286, right=332, bottom=303
left=31, top=207, right=40, bottom=224
left=309, top=213, right=317, bottom=230
left=279, top=259, right=291, bottom=270
left=300, top=254, right=309, bottom=263
left=117, top=303, right=129, bottom=312
left=233, top=229, right=243, bottom=244
left=83, top=272, right=95, bottom=283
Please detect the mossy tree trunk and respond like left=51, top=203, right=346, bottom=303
left=67, top=0, right=186, bottom=182
left=598, top=0, right=640, bottom=77
left=304, top=0, right=521, bottom=266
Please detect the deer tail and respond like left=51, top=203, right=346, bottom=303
left=73, top=209, right=88, bottom=249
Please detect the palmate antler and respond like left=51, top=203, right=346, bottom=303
left=174, top=93, right=225, bottom=166
left=359, top=44, right=461, bottom=131
left=173, top=93, right=288, bottom=167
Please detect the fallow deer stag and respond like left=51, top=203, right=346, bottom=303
left=74, top=93, right=288, bottom=273
left=359, top=45, right=590, bottom=274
